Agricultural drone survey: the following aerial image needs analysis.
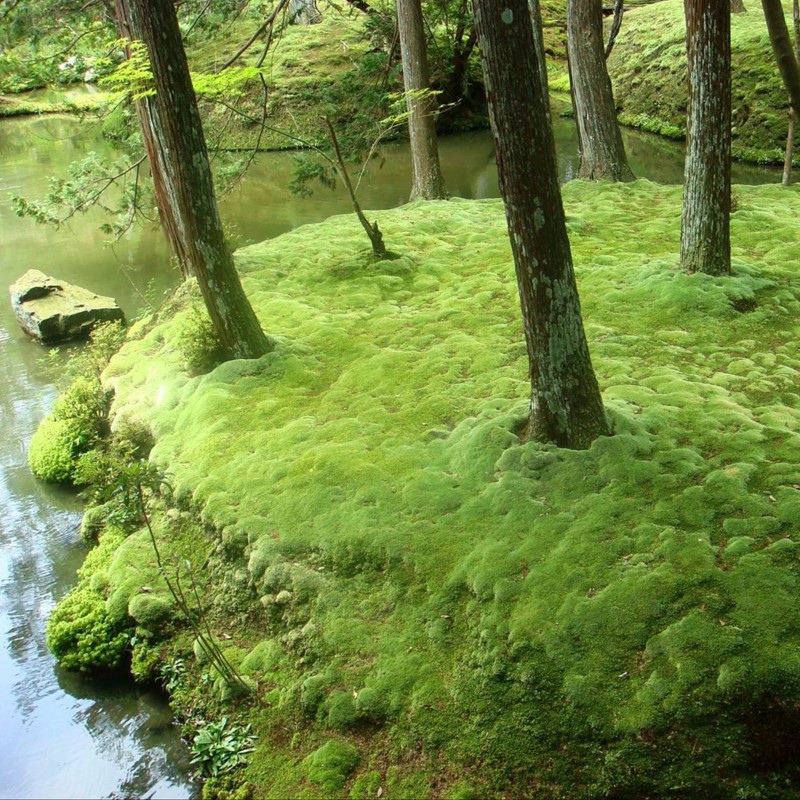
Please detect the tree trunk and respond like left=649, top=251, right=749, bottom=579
left=471, top=0, right=609, bottom=450
left=731, top=0, right=747, bottom=13
left=289, top=0, right=322, bottom=25
left=783, top=109, right=795, bottom=184
left=761, top=0, right=800, bottom=117
left=567, top=0, right=634, bottom=181
left=680, top=0, right=731, bottom=276
left=396, top=0, right=448, bottom=200
left=604, top=0, right=624, bottom=57
left=115, top=0, right=269, bottom=361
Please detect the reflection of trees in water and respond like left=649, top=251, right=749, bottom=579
left=62, top=675, right=195, bottom=797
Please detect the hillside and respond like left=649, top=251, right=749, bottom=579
left=607, top=0, right=793, bottom=164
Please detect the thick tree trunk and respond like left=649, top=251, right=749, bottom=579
left=396, top=0, right=448, bottom=200
left=567, top=0, right=634, bottom=181
left=471, top=0, right=609, bottom=450
left=289, top=0, right=322, bottom=25
left=680, top=0, right=731, bottom=276
left=115, top=0, right=269, bottom=360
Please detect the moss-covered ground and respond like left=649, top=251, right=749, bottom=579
left=65, top=180, right=800, bottom=798
left=606, top=0, right=795, bottom=165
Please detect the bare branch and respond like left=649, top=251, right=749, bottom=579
left=218, top=0, right=291, bottom=71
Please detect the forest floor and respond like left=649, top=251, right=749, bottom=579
left=55, top=179, right=800, bottom=799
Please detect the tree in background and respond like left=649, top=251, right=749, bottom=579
left=471, top=0, right=608, bottom=449
left=114, top=0, right=269, bottom=361
left=680, top=0, right=731, bottom=275
left=396, top=0, right=448, bottom=200
left=567, top=0, right=634, bottom=180
left=760, top=0, right=800, bottom=183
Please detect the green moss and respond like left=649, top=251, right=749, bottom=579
left=128, top=593, right=173, bottom=630
left=304, top=740, right=359, bottom=793
left=102, top=184, right=800, bottom=797
left=29, top=375, right=108, bottom=483
left=608, top=0, right=796, bottom=164
left=46, top=584, right=131, bottom=672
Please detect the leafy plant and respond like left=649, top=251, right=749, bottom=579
left=191, top=717, right=257, bottom=777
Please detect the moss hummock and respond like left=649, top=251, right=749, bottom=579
left=74, top=181, right=800, bottom=796
left=607, top=0, right=795, bottom=165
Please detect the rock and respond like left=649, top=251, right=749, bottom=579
left=10, top=269, right=124, bottom=343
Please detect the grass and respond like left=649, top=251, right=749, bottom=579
left=607, top=0, right=797, bottom=165
left=77, top=180, right=800, bottom=797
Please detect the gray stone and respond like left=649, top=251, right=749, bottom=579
left=10, top=269, right=124, bottom=343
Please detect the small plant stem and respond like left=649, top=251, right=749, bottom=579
left=324, top=115, right=389, bottom=258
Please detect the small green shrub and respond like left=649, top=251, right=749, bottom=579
left=304, top=739, right=359, bottom=792
left=29, top=321, right=126, bottom=484
left=46, top=585, right=131, bottom=672
left=28, top=415, right=84, bottom=483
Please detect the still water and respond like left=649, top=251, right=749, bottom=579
left=0, top=109, right=782, bottom=799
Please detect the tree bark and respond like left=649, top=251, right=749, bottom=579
left=604, top=0, right=624, bottom=57
left=567, top=0, right=634, bottom=181
left=396, top=0, right=448, bottom=200
left=731, top=0, right=746, bottom=13
left=783, top=108, right=795, bottom=184
left=471, top=0, right=609, bottom=450
left=680, top=0, right=731, bottom=276
left=289, top=0, right=322, bottom=24
left=115, top=0, right=269, bottom=361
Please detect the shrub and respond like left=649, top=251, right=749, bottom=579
left=46, top=585, right=131, bottom=672
left=28, top=415, right=84, bottom=483
left=29, top=375, right=110, bottom=484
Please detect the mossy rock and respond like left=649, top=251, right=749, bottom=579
left=128, top=593, right=174, bottom=631
left=304, top=740, right=359, bottom=792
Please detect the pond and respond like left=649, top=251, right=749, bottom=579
left=0, top=108, right=782, bottom=798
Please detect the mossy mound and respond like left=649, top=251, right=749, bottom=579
left=104, top=182, right=800, bottom=796
left=28, top=375, right=108, bottom=483
left=607, top=0, right=794, bottom=164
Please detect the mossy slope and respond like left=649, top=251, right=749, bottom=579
left=104, top=182, right=800, bottom=797
left=608, top=0, right=795, bottom=164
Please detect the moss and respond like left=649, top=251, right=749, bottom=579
left=607, top=0, right=796, bottom=165
left=46, top=584, right=131, bottom=672
left=128, top=593, right=173, bottom=630
left=304, top=740, right=359, bottom=793
left=28, top=375, right=108, bottom=484
left=101, top=183, right=800, bottom=797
